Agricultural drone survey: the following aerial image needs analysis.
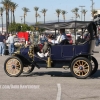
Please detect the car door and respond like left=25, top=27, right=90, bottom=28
left=62, top=45, right=74, bottom=59
left=50, top=45, right=62, bottom=60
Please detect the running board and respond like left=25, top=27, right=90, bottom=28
left=62, top=66, right=69, bottom=70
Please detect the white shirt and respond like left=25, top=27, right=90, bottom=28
left=6, top=36, right=14, bottom=43
left=51, top=33, right=67, bottom=44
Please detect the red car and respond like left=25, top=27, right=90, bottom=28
left=66, top=34, right=73, bottom=44
left=17, top=32, right=29, bottom=41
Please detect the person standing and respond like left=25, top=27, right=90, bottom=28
left=39, top=33, right=47, bottom=44
left=6, top=33, right=14, bottom=55
left=2, top=33, right=6, bottom=55
left=0, top=33, right=6, bottom=56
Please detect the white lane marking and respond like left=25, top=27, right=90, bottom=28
left=56, top=83, right=61, bottom=100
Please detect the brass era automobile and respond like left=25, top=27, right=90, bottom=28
left=4, top=21, right=99, bottom=79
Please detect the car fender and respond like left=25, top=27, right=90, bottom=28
left=69, top=53, right=91, bottom=67
left=13, top=54, right=33, bottom=65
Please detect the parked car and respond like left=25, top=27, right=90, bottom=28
left=4, top=21, right=98, bottom=79
left=17, top=32, right=29, bottom=42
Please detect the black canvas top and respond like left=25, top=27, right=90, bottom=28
left=35, top=21, right=93, bottom=30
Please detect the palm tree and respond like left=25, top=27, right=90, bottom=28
left=0, top=7, right=5, bottom=33
left=10, top=2, right=18, bottom=23
left=56, top=9, right=61, bottom=22
left=81, top=9, right=87, bottom=21
left=34, top=7, right=40, bottom=23
left=40, top=8, right=47, bottom=24
left=72, top=8, right=80, bottom=20
left=91, top=9, right=97, bottom=21
left=22, top=7, right=30, bottom=24
left=1, top=0, right=11, bottom=33
left=61, top=10, right=67, bottom=22
left=9, top=1, right=13, bottom=24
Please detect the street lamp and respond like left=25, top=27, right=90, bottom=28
left=79, top=6, right=85, bottom=21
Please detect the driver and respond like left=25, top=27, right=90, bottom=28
left=37, top=28, right=67, bottom=57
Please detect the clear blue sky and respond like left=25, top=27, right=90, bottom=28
left=1, top=0, right=100, bottom=24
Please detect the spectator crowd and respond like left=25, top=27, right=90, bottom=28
left=0, top=32, right=48, bottom=56
left=0, top=33, right=16, bottom=56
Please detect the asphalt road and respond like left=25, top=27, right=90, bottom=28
left=0, top=46, right=100, bottom=100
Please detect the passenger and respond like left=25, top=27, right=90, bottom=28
left=76, top=31, right=92, bottom=44
left=37, top=28, right=68, bottom=57
left=84, top=33, right=90, bottom=41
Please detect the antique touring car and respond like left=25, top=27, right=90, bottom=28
left=4, top=21, right=99, bottom=79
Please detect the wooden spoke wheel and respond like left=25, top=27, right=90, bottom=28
left=23, top=65, right=34, bottom=74
left=70, top=57, right=92, bottom=79
left=4, top=56, right=23, bottom=77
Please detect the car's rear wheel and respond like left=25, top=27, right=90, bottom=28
left=23, top=65, right=34, bottom=74
left=70, top=57, right=92, bottom=79
left=91, top=56, right=98, bottom=75
left=4, top=56, right=23, bottom=77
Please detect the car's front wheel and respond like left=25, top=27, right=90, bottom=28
left=70, top=57, right=92, bottom=79
left=4, top=56, right=23, bottom=77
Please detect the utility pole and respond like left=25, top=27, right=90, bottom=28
left=79, top=6, right=85, bottom=21
left=20, top=16, right=23, bottom=24
left=91, top=0, right=95, bottom=20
